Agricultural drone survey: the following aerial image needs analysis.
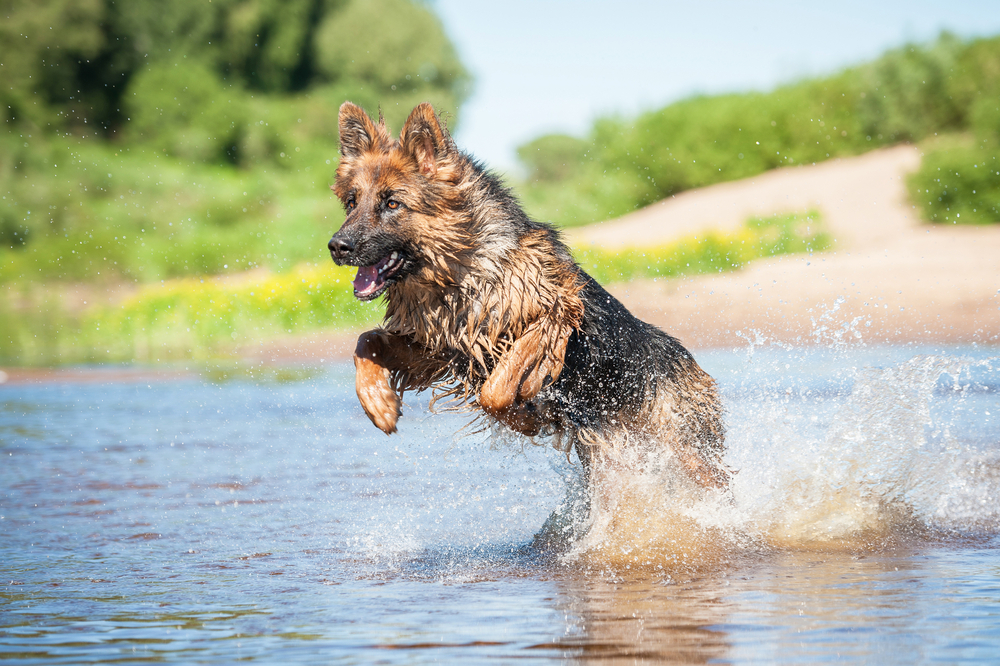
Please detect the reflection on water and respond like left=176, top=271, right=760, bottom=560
left=1, top=345, right=999, bottom=664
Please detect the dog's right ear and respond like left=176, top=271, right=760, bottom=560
left=338, top=102, right=387, bottom=160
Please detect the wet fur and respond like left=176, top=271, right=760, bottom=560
left=329, top=102, right=728, bottom=488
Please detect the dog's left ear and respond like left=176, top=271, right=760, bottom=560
left=400, top=103, right=451, bottom=178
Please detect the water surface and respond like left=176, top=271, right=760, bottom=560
left=2, top=344, right=999, bottom=664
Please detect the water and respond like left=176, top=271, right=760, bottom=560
left=2, top=344, right=999, bottom=664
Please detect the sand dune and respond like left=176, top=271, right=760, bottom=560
left=571, top=144, right=1000, bottom=350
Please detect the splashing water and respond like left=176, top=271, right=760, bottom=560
left=739, top=354, right=996, bottom=541
left=2, top=346, right=999, bottom=662
left=537, top=347, right=999, bottom=568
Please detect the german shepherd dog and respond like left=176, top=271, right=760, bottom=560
left=328, top=102, right=728, bottom=489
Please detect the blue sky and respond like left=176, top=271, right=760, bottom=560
left=432, top=0, right=1000, bottom=172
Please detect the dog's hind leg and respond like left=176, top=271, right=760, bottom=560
left=675, top=445, right=730, bottom=490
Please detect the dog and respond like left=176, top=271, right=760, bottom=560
left=328, top=102, right=728, bottom=489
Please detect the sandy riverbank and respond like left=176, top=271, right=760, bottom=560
left=3, top=144, right=995, bottom=384
left=570, top=145, right=999, bottom=350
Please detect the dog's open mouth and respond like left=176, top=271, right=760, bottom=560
left=352, top=251, right=404, bottom=300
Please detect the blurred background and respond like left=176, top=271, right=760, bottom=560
left=2, top=0, right=1000, bottom=366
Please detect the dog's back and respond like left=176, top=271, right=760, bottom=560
left=544, top=276, right=728, bottom=486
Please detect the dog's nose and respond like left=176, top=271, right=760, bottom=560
left=328, top=236, right=354, bottom=259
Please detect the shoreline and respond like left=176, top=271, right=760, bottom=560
left=3, top=145, right=998, bottom=380
left=582, top=144, right=1000, bottom=352
left=2, top=333, right=994, bottom=386
left=222, top=145, right=1000, bottom=360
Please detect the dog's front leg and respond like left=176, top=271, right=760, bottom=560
left=478, top=321, right=572, bottom=436
left=353, top=330, right=431, bottom=434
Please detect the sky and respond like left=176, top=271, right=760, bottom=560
left=432, top=0, right=1000, bottom=172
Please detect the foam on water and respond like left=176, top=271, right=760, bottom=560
left=536, top=349, right=999, bottom=569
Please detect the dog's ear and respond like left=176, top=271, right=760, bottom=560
left=400, top=103, right=451, bottom=178
left=339, top=102, right=388, bottom=160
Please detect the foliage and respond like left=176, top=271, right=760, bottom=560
left=0, top=0, right=471, bottom=287
left=904, top=44, right=1000, bottom=225
left=0, top=132, right=343, bottom=283
left=84, top=262, right=380, bottom=361
left=125, top=60, right=248, bottom=163
left=518, top=33, right=1000, bottom=227
left=0, top=211, right=828, bottom=365
left=0, top=0, right=106, bottom=129
left=908, top=144, right=1000, bottom=224
left=574, top=210, right=830, bottom=285
left=907, top=129, right=1000, bottom=226
left=0, top=262, right=381, bottom=365
left=518, top=134, right=589, bottom=183
left=1, top=0, right=470, bottom=136
left=313, top=0, right=470, bottom=131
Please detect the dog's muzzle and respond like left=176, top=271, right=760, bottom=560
left=328, top=235, right=355, bottom=263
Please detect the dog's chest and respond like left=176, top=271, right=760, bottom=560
left=386, top=284, right=486, bottom=356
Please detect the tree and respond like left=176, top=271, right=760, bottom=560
left=1, top=0, right=472, bottom=144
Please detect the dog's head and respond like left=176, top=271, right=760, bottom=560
left=328, top=102, right=466, bottom=301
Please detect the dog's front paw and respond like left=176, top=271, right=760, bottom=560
left=354, top=355, right=402, bottom=434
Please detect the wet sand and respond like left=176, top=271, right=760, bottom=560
left=0, top=367, right=197, bottom=386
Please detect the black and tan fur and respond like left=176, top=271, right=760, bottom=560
left=328, top=102, right=728, bottom=488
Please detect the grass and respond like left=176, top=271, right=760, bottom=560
left=574, top=211, right=829, bottom=285
left=0, top=131, right=344, bottom=284
left=0, top=263, right=380, bottom=366
left=82, top=262, right=380, bottom=361
left=0, top=211, right=829, bottom=366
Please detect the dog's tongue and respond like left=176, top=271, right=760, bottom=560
left=353, top=265, right=379, bottom=296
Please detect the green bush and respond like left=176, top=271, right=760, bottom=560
left=518, top=32, right=996, bottom=228
left=854, top=33, right=965, bottom=141
left=0, top=134, right=341, bottom=284
left=518, top=134, right=590, bottom=182
left=313, top=0, right=470, bottom=131
left=126, top=60, right=248, bottom=163
left=1, top=0, right=470, bottom=135
left=905, top=56, right=1000, bottom=226
left=908, top=139, right=1000, bottom=225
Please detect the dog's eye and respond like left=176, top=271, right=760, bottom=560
left=386, top=200, right=400, bottom=210
left=345, top=198, right=356, bottom=211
